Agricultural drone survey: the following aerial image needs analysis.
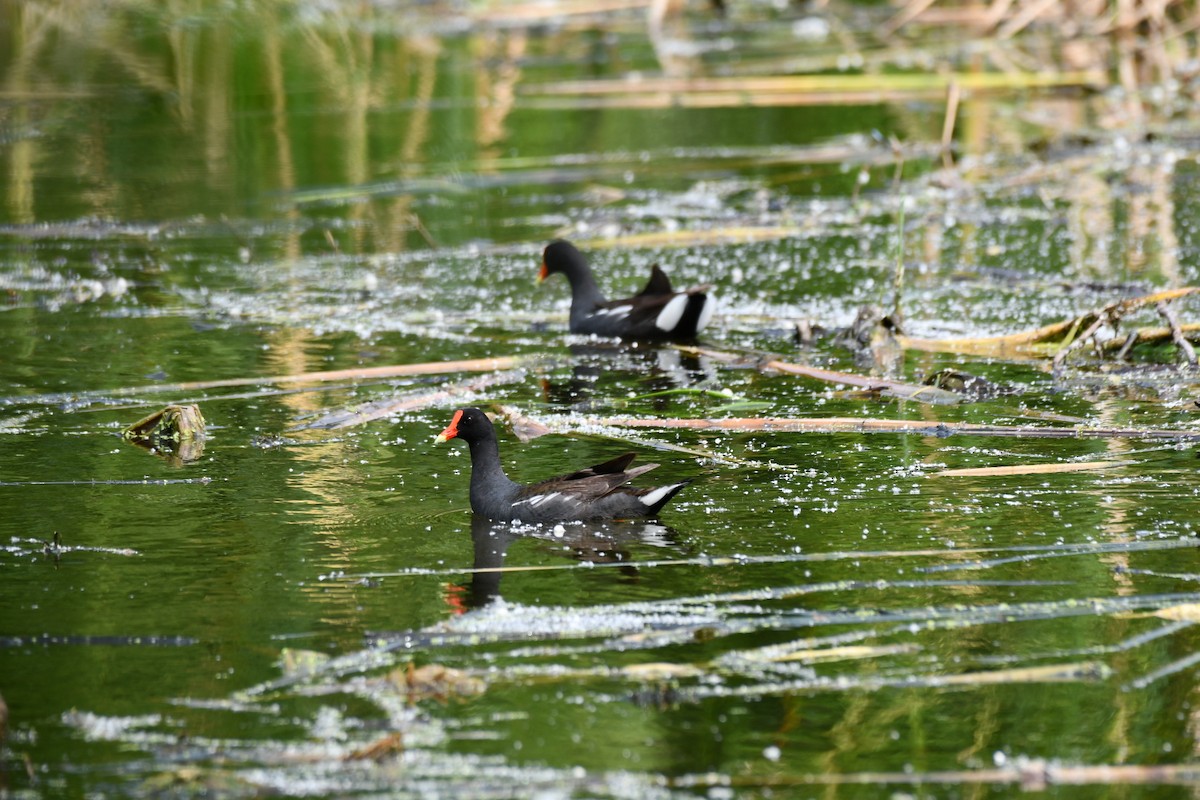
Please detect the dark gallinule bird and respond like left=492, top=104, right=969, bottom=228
left=539, top=239, right=715, bottom=340
left=436, top=407, right=691, bottom=523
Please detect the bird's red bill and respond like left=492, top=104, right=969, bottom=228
left=437, top=409, right=463, bottom=442
left=538, top=260, right=548, bottom=282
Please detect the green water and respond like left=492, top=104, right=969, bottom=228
left=3, top=3, right=1200, bottom=798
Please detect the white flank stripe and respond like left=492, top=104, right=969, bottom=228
left=639, top=484, right=680, bottom=507
left=695, top=294, right=715, bottom=331
left=522, top=492, right=560, bottom=507
left=654, top=294, right=688, bottom=332
left=595, top=305, right=632, bottom=318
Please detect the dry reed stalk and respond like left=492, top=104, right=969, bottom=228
left=882, top=0, right=939, bottom=37
left=678, top=345, right=962, bottom=404
left=297, top=370, right=529, bottom=430
left=526, top=71, right=1102, bottom=97
left=1155, top=300, right=1199, bottom=366
left=1101, top=323, right=1200, bottom=353
left=473, top=0, right=650, bottom=21
left=901, top=287, right=1200, bottom=359
left=930, top=460, right=1135, bottom=477
left=681, top=760, right=1200, bottom=791
left=572, top=226, right=802, bottom=249
left=587, top=415, right=1200, bottom=441
left=888, top=0, right=1198, bottom=91
left=1052, top=310, right=1111, bottom=369
left=997, top=0, right=1062, bottom=39
left=940, top=79, right=960, bottom=168
left=6, top=356, right=531, bottom=408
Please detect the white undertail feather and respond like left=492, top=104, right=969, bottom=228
left=654, top=294, right=689, bottom=332
left=639, top=483, right=684, bottom=508
left=695, top=294, right=715, bottom=331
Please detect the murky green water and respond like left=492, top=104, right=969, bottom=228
left=3, top=3, right=1200, bottom=798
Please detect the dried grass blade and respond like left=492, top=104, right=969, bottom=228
left=1101, top=323, right=1200, bottom=353
left=930, top=460, right=1134, bottom=478
left=6, top=356, right=530, bottom=407
left=1156, top=300, right=1199, bottom=365
left=338, top=538, right=1200, bottom=583
left=1152, top=603, right=1200, bottom=622
left=473, top=0, right=650, bottom=22
left=487, top=405, right=794, bottom=468
left=768, top=643, right=920, bottom=663
left=587, top=415, right=1200, bottom=441
left=525, top=71, right=1103, bottom=98
left=996, top=0, right=1060, bottom=38
left=694, top=760, right=1200, bottom=789
left=1053, top=311, right=1109, bottom=369
left=573, top=226, right=801, bottom=249
left=882, top=0, right=938, bottom=37
left=296, top=370, right=528, bottom=430
left=765, top=359, right=961, bottom=404
left=1126, top=651, right=1200, bottom=690
left=940, top=79, right=960, bottom=167
left=900, top=287, right=1200, bottom=358
left=930, top=661, right=1109, bottom=686
left=679, top=345, right=962, bottom=405
left=618, top=662, right=704, bottom=680
left=898, top=320, right=1078, bottom=357
left=0, top=477, right=211, bottom=487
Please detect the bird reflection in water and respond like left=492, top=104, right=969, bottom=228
left=446, top=516, right=685, bottom=612
left=540, top=342, right=719, bottom=410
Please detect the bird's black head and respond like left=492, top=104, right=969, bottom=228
left=540, top=239, right=585, bottom=282
left=436, top=407, right=494, bottom=444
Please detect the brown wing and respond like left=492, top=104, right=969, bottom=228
left=516, top=460, right=661, bottom=504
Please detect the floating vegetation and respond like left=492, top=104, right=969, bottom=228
left=531, top=412, right=1200, bottom=442
left=295, top=368, right=537, bottom=430
left=680, top=344, right=965, bottom=404
left=1, top=532, right=139, bottom=561
left=923, top=368, right=1019, bottom=399
left=885, top=288, right=1200, bottom=362
left=122, top=403, right=207, bottom=463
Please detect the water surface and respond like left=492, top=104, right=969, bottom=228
left=3, top=3, right=1200, bottom=797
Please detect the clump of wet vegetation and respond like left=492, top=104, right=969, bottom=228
left=4, top=0, right=1200, bottom=797
left=122, top=403, right=207, bottom=463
